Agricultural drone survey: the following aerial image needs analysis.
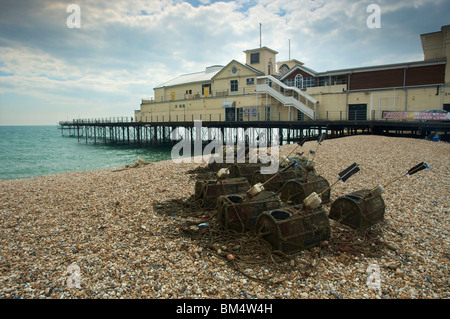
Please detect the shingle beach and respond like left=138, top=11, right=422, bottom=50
left=0, top=135, right=449, bottom=299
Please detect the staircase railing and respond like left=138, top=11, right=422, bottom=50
left=256, top=75, right=317, bottom=119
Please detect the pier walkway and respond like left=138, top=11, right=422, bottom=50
left=58, top=116, right=450, bottom=146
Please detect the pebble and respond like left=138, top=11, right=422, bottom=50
left=0, top=135, right=448, bottom=299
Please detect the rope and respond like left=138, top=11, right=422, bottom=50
left=177, top=207, right=302, bottom=284
left=221, top=195, right=246, bottom=233
left=328, top=220, right=387, bottom=258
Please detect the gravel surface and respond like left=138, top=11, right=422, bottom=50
left=0, top=135, right=448, bottom=299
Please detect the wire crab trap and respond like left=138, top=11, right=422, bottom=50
left=256, top=205, right=330, bottom=255
left=216, top=191, right=281, bottom=233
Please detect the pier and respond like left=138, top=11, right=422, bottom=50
left=58, top=116, right=450, bottom=146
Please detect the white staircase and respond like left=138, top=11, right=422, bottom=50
left=256, top=75, right=317, bottom=119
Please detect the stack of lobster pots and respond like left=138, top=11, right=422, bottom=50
left=194, top=152, right=386, bottom=255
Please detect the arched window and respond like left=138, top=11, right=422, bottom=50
left=268, top=62, right=272, bottom=75
left=295, top=74, right=303, bottom=89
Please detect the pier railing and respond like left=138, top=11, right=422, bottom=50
left=59, top=117, right=134, bottom=125
left=132, top=110, right=406, bottom=123
left=59, top=110, right=449, bottom=125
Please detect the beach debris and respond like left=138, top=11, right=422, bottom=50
left=111, top=156, right=152, bottom=172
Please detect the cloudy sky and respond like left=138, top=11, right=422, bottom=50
left=0, top=0, right=449, bottom=125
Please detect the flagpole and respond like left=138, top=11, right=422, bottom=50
left=260, top=23, right=262, bottom=48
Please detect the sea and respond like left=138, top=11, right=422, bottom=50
left=0, top=126, right=174, bottom=180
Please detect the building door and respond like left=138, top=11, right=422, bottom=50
left=225, top=108, right=236, bottom=121
left=348, top=104, right=367, bottom=120
left=237, top=108, right=244, bottom=121
left=202, top=84, right=211, bottom=97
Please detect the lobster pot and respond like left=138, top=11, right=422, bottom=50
left=194, top=178, right=250, bottom=209
left=329, top=189, right=385, bottom=229
left=256, top=206, right=330, bottom=254
left=217, top=191, right=281, bottom=232
left=206, top=159, right=228, bottom=172
left=282, top=157, right=317, bottom=176
left=251, top=169, right=298, bottom=192
left=229, top=163, right=268, bottom=181
left=279, top=175, right=330, bottom=204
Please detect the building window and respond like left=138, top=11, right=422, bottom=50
left=285, top=78, right=295, bottom=87
left=246, top=78, right=255, bottom=85
left=286, top=76, right=316, bottom=89
left=230, top=80, right=238, bottom=92
left=331, top=75, right=347, bottom=85
left=294, top=74, right=315, bottom=90
left=250, top=53, right=259, bottom=64
left=294, top=74, right=303, bottom=89
left=318, top=76, right=330, bottom=86
left=279, top=64, right=290, bottom=76
left=303, top=77, right=315, bottom=89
